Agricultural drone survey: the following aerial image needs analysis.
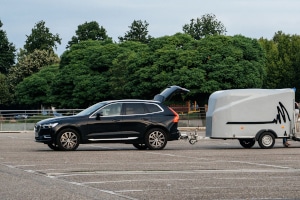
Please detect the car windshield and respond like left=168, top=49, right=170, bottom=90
left=76, top=102, right=108, bottom=116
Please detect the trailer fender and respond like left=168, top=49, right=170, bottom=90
left=255, top=130, right=278, bottom=141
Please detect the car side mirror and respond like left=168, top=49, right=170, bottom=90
left=96, top=113, right=101, bottom=120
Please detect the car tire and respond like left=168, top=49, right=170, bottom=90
left=47, top=143, right=60, bottom=151
left=145, top=128, right=167, bottom=150
left=56, top=129, right=80, bottom=151
left=133, top=143, right=148, bottom=150
left=239, top=138, right=255, bottom=148
left=258, top=132, right=275, bottom=149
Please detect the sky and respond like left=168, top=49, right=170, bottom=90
left=1, top=0, right=300, bottom=56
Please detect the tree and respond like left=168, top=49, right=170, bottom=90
left=67, top=21, right=111, bottom=48
left=21, top=32, right=265, bottom=109
left=109, top=41, right=153, bottom=99
left=53, top=40, right=116, bottom=108
left=183, top=14, right=227, bottom=40
left=57, top=40, right=153, bottom=108
left=119, top=20, right=152, bottom=43
left=24, top=20, right=61, bottom=54
left=14, top=65, right=59, bottom=107
left=0, top=20, right=16, bottom=74
left=0, top=73, right=11, bottom=105
left=7, top=49, right=59, bottom=93
left=273, top=32, right=300, bottom=88
left=148, top=34, right=265, bottom=105
left=259, top=32, right=300, bottom=99
left=259, top=38, right=285, bottom=89
left=197, top=35, right=265, bottom=91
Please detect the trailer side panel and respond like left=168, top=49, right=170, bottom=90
left=206, top=89, right=295, bottom=139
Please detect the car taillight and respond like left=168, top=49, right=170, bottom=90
left=168, top=107, right=179, bottom=123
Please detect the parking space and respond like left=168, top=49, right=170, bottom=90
left=1, top=131, right=300, bottom=199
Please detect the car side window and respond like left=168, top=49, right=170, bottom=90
left=125, top=103, right=145, bottom=115
left=100, top=103, right=122, bottom=116
left=145, top=103, right=163, bottom=113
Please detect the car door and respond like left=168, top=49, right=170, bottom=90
left=120, top=102, right=151, bottom=137
left=85, top=102, right=123, bottom=140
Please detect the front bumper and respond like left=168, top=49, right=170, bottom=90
left=35, top=135, right=52, bottom=143
left=34, top=125, right=54, bottom=143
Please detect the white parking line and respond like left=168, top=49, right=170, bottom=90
left=230, top=160, right=292, bottom=169
left=0, top=162, right=138, bottom=200
left=144, top=151, right=295, bottom=171
left=81, top=178, right=198, bottom=185
left=145, top=151, right=210, bottom=160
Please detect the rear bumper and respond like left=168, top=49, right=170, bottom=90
left=169, top=130, right=180, bottom=140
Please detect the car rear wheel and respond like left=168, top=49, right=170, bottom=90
left=133, top=143, right=148, bottom=150
left=145, top=128, right=167, bottom=150
left=57, top=129, right=80, bottom=151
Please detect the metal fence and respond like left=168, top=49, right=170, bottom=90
left=0, top=107, right=206, bottom=132
left=0, top=109, right=83, bottom=132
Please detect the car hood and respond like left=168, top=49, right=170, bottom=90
left=36, top=115, right=83, bottom=125
left=153, top=85, right=190, bottom=103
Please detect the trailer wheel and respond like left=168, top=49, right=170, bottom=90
left=239, top=139, right=255, bottom=148
left=258, top=132, right=275, bottom=149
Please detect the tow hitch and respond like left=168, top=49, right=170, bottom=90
left=179, top=128, right=203, bottom=145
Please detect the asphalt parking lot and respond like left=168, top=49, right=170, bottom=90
left=1, top=131, right=300, bottom=200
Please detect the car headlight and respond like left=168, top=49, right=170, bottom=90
left=41, top=122, right=58, bottom=129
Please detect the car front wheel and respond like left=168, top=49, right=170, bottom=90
left=145, top=128, right=167, bottom=150
left=57, top=129, right=80, bottom=151
left=47, top=143, right=60, bottom=151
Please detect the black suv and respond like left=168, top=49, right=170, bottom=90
left=35, top=86, right=189, bottom=151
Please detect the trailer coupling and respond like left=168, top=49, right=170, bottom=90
left=179, top=129, right=199, bottom=145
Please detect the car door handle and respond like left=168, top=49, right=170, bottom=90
left=142, top=118, right=150, bottom=121
left=112, top=119, right=120, bottom=122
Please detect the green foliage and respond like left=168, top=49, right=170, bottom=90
left=260, top=32, right=300, bottom=89
left=7, top=18, right=267, bottom=108
left=14, top=65, right=59, bottom=106
left=0, top=20, right=16, bottom=74
left=53, top=40, right=116, bottom=108
left=259, top=32, right=300, bottom=99
left=197, top=35, right=266, bottom=92
left=119, top=20, right=152, bottom=43
left=109, top=41, right=153, bottom=99
left=7, top=49, right=60, bottom=91
left=9, top=20, right=61, bottom=105
left=51, top=33, right=265, bottom=108
left=67, top=21, right=111, bottom=48
left=24, top=20, right=61, bottom=54
left=183, top=14, right=227, bottom=40
left=0, top=73, right=11, bottom=104
left=4, top=17, right=300, bottom=109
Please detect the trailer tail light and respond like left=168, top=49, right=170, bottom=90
left=168, top=107, right=179, bottom=123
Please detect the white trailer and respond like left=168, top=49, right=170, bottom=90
left=205, top=88, right=300, bottom=149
